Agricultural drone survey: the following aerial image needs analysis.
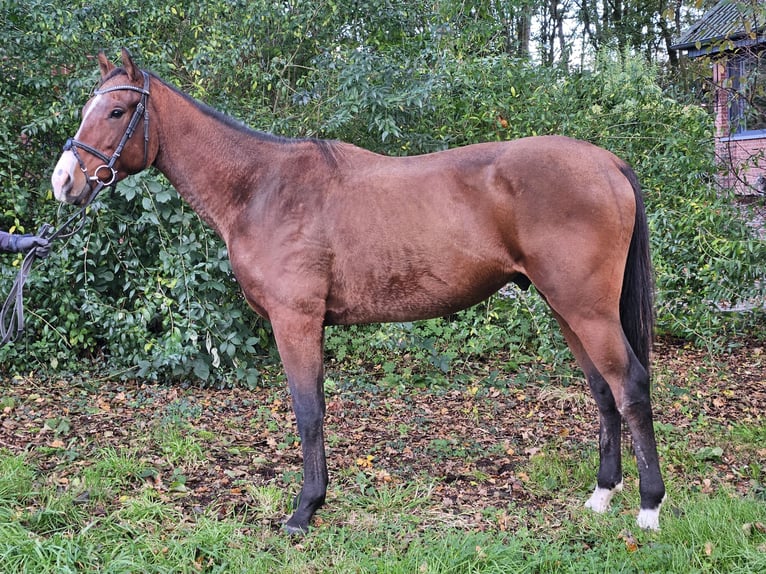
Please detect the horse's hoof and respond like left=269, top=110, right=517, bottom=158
left=584, top=482, right=623, bottom=513
left=636, top=503, right=663, bottom=531
left=282, top=518, right=309, bottom=536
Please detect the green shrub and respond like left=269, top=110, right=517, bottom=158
left=1, top=1, right=762, bottom=385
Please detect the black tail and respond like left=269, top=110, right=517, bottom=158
left=618, top=163, right=654, bottom=372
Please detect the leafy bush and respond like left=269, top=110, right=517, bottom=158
left=1, top=0, right=762, bottom=385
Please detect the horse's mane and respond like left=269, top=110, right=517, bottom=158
left=152, top=71, right=342, bottom=168
left=101, top=67, right=342, bottom=168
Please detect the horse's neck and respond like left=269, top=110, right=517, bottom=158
left=151, top=82, right=272, bottom=242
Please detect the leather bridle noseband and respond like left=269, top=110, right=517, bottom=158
left=62, top=70, right=151, bottom=204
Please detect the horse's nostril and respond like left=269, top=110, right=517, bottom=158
left=52, top=167, right=75, bottom=202
left=60, top=172, right=72, bottom=191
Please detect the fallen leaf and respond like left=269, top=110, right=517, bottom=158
left=356, top=454, right=374, bottom=469
left=743, top=522, right=766, bottom=537
left=619, top=530, right=639, bottom=552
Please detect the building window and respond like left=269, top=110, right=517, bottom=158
left=726, top=50, right=766, bottom=136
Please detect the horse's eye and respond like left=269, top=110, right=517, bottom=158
left=110, top=109, right=124, bottom=119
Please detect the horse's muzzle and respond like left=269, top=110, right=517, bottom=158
left=52, top=151, right=87, bottom=204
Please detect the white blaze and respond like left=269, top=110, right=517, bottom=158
left=51, top=94, right=104, bottom=202
left=76, top=94, right=103, bottom=138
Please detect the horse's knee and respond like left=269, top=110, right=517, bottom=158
left=294, top=411, right=324, bottom=447
left=291, top=386, right=326, bottom=430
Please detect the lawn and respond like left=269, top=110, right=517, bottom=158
left=0, top=338, right=764, bottom=573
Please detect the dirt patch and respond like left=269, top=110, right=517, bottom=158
left=1, top=337, right=764, bottom=530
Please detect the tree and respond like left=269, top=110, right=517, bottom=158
left=576, top=0, right=715, bottom=66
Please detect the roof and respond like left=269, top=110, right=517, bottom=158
left=671, top=0, right=766, bottom=56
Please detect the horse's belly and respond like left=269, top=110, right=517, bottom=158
left=323, top=271, right=511, bottom=326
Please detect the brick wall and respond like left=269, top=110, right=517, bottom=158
left=712, top=60, right=766, bottom=195
left=716, top=136, right=766, bottom=194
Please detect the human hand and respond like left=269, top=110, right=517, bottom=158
left=16, top=235, right=51, bottom=258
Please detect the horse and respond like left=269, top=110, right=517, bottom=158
left=51, top=49, right=665, bottom=534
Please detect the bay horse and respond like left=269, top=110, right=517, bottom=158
left=52, top=49, right=665, bottom=533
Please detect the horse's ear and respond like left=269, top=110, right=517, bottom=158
left=120, top=48, right=141, bottom=82
left=98, top=51, right=115, bottom=80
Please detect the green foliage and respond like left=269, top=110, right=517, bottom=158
left=1, top=0, right=763, bottom=384
left=325, top=289, right=572, bottom=387
left=0, top=172, right=267, bottom=385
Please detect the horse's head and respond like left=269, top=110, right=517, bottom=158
left=52, top=48, right=157, bottom=206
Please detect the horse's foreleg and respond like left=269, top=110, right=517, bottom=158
left=270, top=312, right=327, bottom=535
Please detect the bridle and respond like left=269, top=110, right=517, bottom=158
left=1, top=71, right=152, bottom=346
left=62, top=70, right=151, bottom=204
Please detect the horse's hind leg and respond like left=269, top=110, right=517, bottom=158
left=552, top=312, right=624, bottom=513
left=550, top=309, right=664, bottom=529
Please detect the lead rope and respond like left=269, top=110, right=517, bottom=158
left=0, top=182, right=113, bottom=346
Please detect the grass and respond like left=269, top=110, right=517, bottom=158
left=0, top=446, right=764, bottom=573
left=0, top=466, right=766, bottom=574
left=0, top=342, right=764, bottom=572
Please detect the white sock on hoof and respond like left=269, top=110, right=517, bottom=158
left=637, top=499, right=663, bottom=531
left=584, top=482, right=623, bottom=513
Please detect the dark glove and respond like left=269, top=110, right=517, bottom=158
left=15, top=235, right=51, bottom=258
